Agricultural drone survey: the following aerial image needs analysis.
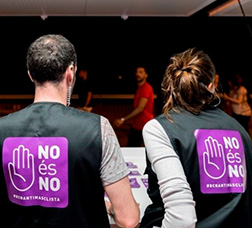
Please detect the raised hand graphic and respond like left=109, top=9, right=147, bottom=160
left=8, top=145, right=35, bottom=191
left=203, top=136, right=226, bottom=179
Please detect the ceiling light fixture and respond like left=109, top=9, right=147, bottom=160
left=40, top=14, right=48, bottom=20
left=121, top=14, right=128, bottom=20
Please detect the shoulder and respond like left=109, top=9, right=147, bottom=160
left=144, top=118, right=162, bottom=130
left=0, top=107, right=28, bottom=123
left=239, top=86, right=248, bottom=93
left=100, top=115, right=117, bottom=138
left=64, top=106, right=102, bottom=126
left=100, top=115, right=111, bottom=128
left=145, top=82, right=154, bottom=90
left=143, top=118, right=168, bottom=139
left=140, top=82, right=154, bottom=97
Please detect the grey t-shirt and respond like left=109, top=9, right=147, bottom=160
left=100, top=116, right=129, bottom=186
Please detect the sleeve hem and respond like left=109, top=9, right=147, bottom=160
left=102, top=169, right=130, bottom=186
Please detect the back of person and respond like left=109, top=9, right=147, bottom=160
left=141, top=108, right=252, bottom=228
left=222, top=74, right=251, bottom=132
left=140, top=48, right=252, bottom=228
left=158, top=108, right=252, bottom=228
left=0, top=34, right=140, bottom=228
left=0, top=103, right=109, bottom=227
left=230, top=85, right=251, bottom=116
left=75, top=69, right=93, bottom=111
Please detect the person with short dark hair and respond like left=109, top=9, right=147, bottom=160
left=140, top=48, right=252, bottom=228
left=0, top=34, right=139, bottom=228
left=76, top=68, right=93, bottom=112
left=114, top=66, right=154, bottom=147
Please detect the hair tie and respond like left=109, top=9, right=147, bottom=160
left=181, top=68, right=190, bottom=72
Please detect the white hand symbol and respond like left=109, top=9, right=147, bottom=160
left=8, top=145, right=35, bottom=191
left=203, top=136, right=226, bottom=179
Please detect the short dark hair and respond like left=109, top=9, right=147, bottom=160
left=136, top=65, right=148, bottom=74
left=26, top=34, right=77, bottom=84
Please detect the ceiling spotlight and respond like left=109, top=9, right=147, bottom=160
left=40, top=14, right=48, bottom=20
left=121, top=14, right=128, bottom=20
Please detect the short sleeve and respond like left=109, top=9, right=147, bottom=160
left=100, top=116, right=130, bottom=186
left=141, top=83, right=153, bottom=99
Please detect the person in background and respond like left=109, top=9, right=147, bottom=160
left=213, top=73, right=220, bottom=89
left=0, top=34, right=139, bottom=228
left=114, top=66, right=154, bottom=147
left=213, top=73, right=232, bottom=115
left=140, top=48, right=252, bottom=228
left=75, top=68, right=93, bottom=112
left=213, top=73, right=223, bottom=107
left=222, top=74, right=252, bottom=132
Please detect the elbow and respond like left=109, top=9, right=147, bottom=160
left=137, top=107, right=144, bottom=113
left=115, top=209, right=140, bottom=228
left=162, top=213, right=196, bottom=228
left=115, top=218, right=139, bottom=228
left=161, top=189, right=197, bottom=228
left=124, top=217, right=139, bottom=228
left=162, top=203, right=197, bottom=228
left=177, top=217, right=196, bottom=228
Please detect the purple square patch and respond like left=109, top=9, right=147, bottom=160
left=194, top=129, right=246, bottom=194
left=3, top=137, right=68, bottom=208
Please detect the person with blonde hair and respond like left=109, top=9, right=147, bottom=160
left=222, top=74, right=252, bottom=132
left=140, top=48, right=252, bottom=228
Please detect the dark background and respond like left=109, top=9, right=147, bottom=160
left=1, top=16, right=252, bottom=96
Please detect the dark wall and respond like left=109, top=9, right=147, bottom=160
left=1, top=16, right=252, bottom=95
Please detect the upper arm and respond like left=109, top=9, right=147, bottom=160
left=104, top=176, right=140, bottom=228
left=236, top=93, right=243, bottom=103
left=137, top=85, right=153, bottom=110
left=137, top=97, right=148, bottom=111
left=100, top=116, right=140, bottom=227
left=100, top=116, right=129, bottom=186
left=230, top=88, right=245, bottom=104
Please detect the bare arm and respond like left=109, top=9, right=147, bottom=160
left=114, top=97, right=148, bottom=127
left=84, top=91, right=92, bottom=107
left=104, top=176, right=140, bottom=228
left=223, top=93, right=243, bottom=104
left=222, top=87, right=248, bottom=105
left=100, top=116, right=140, bottom=227
left=124, top=97, right=148, bottom=120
